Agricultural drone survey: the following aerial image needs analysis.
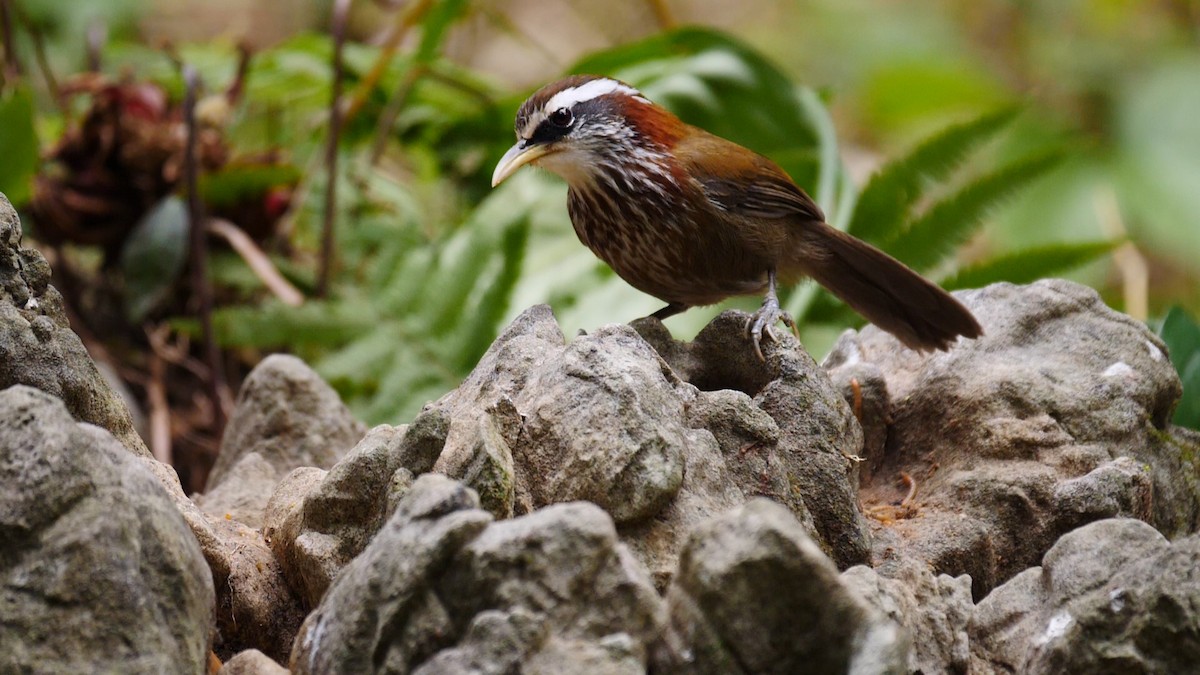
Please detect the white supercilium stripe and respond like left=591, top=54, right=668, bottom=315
left=546, top=78, right=648, bottom=111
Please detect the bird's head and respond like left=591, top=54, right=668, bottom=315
left=491, top=75, right=685, bottom=189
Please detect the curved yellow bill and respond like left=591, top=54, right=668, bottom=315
left=491, top=141, right=551, bottom=187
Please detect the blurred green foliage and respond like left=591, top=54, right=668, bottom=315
left=1157, top=307, right=1200, bottom=431
left=3, top=0, right=1197, bottom=427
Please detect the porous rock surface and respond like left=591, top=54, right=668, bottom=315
left=0, top=385, right=213, bottom=673
left=0, top=193, right=147, bottom=455
left=289, top=473, right=665, bottom=674
left=971, top=517, right=1200, bottom=673
left=4, top=183, right=1200, bottom=675
left=826, top=279, right=1198, bottom=598
left=654, top=499, right=906, bottom=675
left=421, top=306, right=868, bottom=587
left=204, top=353, right=366, bottom=493
left=262, top=411, right=448, bottom=607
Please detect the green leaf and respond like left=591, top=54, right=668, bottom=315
left=120, top=197, right=190, bottom=322
left=849, top=107, right=1018, bottom=243
left=1158, top=306, right=1200, bottom=430
left=884, top=149, right=1065, bottom=271
left=1178, top=354, right=1200, bottom=430
left=416, top=0, right=471, bottom=64
left=1159, top=306, right=1200, bottom=381
left=450, top=215, right=529, bottom=371
left=177, top=299, right=378, bottom=349
left=571, top=26, right=841, bottom=200
left=0, top=87, right=39, bottom=206
left=939, top=240, right=1120, bottom=291
left=199, top=162, right=301, bottom=208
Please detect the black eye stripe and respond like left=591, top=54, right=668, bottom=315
left=529, top=118, right=572, bottom=145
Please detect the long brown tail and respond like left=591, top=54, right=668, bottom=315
left=791, top=222, right=983, bottom=351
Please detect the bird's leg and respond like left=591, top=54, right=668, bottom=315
left=649, top=302, right=688, bottom=321
left=746, top=269, right=799, bottom=361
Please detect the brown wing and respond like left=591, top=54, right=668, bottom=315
left=675, top=127, right=826, bottom=223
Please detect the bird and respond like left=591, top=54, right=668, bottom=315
left=491, top=75, right=982, bottom=358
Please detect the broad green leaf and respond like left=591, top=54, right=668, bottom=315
left=416, top=0, right=471, bottom=64
left=939, top=240, right=1119, bottom=291
left=120, top=197, right=189, bottom=322
left=861, top=60, right=1010, bottom=135
left=1158, top=306, right=1200, bottom=382
left=0, top=88, right=39, bottom=206
left=849, top=107, right=1018, bottom=243
left=571, top=27, right=841, bottom=201
left=1158, top=306, right=1200, bottom=430
left=199, top=163, right=301, bottom=208
left=1178, top=354, right=1200, bottom=430
left=884, top=150, right=1065, bottom=271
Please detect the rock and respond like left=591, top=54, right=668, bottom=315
left=0, top=385, right=213, bottom=673
left=194, top=451, right=279, bottom=528
left=510, top=324, right=688, bottom=523
left=825, top=280, right=1193, bottom=597
left=618, top=417, right=745, bottom=590
left=434, top=311, right=692, bottom=525
left=422, top=305, right=870, bottom=583
left=431, top=304, right=566, bottom=514
left=0, top=192, right=147, bottom=456
left=219, top=649, right=290, bottom=675
left=262, top=466, right=330, bottom=608
left=262, top=411, right=448, bottom=607
left=971, top=517, right=1200, bottom=673
left=144, top=456, right=306, bottom=663
left=639, top=311, right=871, bottom=568
left=654, top=499, right=906, bottom=675
left=842, top=561, right=973, bottom=674
left=290, top=474, right=665, bottom=674
left=208, top=353, right=366, bottom=490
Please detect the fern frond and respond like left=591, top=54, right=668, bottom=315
left=848, top=107, right=1019, bottom=242
left=885, top=150, right=1065, bottom=271
left=939, top=240, right=1119, bottom=290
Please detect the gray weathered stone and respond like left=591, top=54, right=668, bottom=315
left=638, top=311, right=871, bottom=568
left=144, top=456, right=305, bottom=663
left=826, top=280, right=1193, bottom=598
left=262, top=411, right=448, bottom=608
left=842, top=561, right=973, bottom=674
left=510, top=324, right=688, bottom=524
left=0, top=192, right=147, bottom=456
left=290, top=474, right=665, bottom=675
left=208, top=353, right=366, bottom=490
left=218, top=649, right=290, bottom=675
left=194, top=451, right=279, bottom=528
left=655, top=499, right=905, bottom=675
left=971, top=517, right=1200, bottom=674
left=0, top=385, right=213, bottom=673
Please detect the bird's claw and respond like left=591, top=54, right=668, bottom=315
left=745, top=297, right=798, bottom=361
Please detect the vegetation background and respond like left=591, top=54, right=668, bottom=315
left=1, top=0, right=1197, bottom=491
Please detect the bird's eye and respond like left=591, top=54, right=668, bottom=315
left=549, top=107, right=574, bottom=128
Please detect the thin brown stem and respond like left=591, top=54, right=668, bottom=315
left=645, top=0, right=677, bottom=30
left=183, top=65, right=228, bottom=435
left=0, top=0, right=23, bottom=83
left=15, top=4, right=62, bottom=112
left=370, top=64, right=425, bottom=165
left=316, top=0, right=351, bottom=298
left=145, top=325, right=174, bottom=465
left=342, top=0, right=435, bottom=124
left=207, top=217, right=304, bottom=306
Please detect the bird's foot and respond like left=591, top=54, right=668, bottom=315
left=745, top=295, right=799, bottom=361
